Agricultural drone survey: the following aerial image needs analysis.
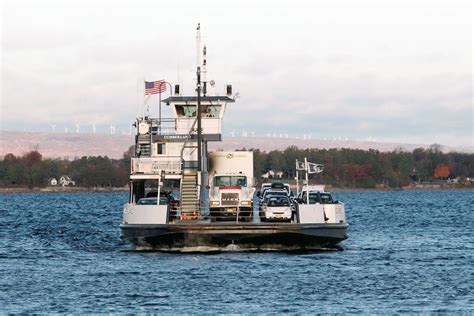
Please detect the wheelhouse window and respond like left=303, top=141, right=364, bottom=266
left=202, top=105, right=222, bottom=118
left=175, top=105, right=197, bottom=117
left=214, top=176, right=247, bottom=187
left=175, top=104, right=222, bottom=118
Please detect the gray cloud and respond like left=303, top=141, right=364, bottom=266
left=1, top=0, right=472, bottom=148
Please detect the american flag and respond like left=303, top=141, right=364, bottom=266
left=145, top=80, right=166, bottom=95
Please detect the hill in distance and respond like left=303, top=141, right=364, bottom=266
left=1, top=130, right=470, bottom=159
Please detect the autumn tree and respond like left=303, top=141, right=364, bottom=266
left=434, top=164, right=450, bottom=179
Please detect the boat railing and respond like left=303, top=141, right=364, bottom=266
left=131, top=156, right=183, bottom=174
left=167, top=208, right=258, bottom=223
left=149, top=118, right=178, bottom=135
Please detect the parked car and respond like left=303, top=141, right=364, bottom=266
left=260, top=195, right=293, bottom=222
left=257, top=182, right=272, bottom=198
left=260, top=189, right=290, bottom=206
left=296, top=188, right=338, bottom=205
left=270, top=182, right=291, bottom=195
left=137, top=197, right=169, bottom=205
left=145, top=190, right=180, bottom=209
left=257, top=182, right=291, bottom=198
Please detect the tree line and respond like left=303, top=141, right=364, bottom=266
left=0, top=149, right=131, bottom=188
left=249, top=145, right=474, bottom=188
left=1, top=145, right=473, bottom=188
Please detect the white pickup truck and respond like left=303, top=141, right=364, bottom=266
left=296, top=185, right=346, bottom=224
left=208, top=151, right=255, bottom=221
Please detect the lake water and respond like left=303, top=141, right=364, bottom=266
left=1, top=191, right=472, bottom=313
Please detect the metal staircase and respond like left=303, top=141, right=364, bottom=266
left=137, top=134, right=151, bottom=157
left=180, top=173, right=199, bottom=215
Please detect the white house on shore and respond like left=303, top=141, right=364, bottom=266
left=48, top=176, right=75, bottom=187
left=59, top=176, right=76, bottom=187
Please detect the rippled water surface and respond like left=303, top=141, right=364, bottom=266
left=1, top=191, right=473, bottom=313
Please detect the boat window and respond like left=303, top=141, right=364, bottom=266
left=175, top=105, right=197, bottom=118
left=214, top=176, right=247, bottom=187
left=157, top=143, right=166, bottom=155
left=203, top=105, right=221, bottom=118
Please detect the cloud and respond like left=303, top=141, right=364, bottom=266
left=1, top=0, right=472, bottom=148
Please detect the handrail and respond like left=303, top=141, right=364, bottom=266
left=179, top=117, right=198, bottom=164
left=131, top=156, right=183, bottom=174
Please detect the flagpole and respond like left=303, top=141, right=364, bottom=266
left=136, top=76, right=140, bottom=119
left=157, top=80, right=170, bottom=133
left=159, top=86, right=162, bottom=132
left=295, top=159, right=299, bottom=196
left=304, top=157, right=309, bottom=204
left=296, top=170, right=299, bottom=197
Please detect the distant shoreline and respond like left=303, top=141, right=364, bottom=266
left=0, top=187, right=129, bottom=193
left=329, top=186, right=473, bottom=192
left=1, top=185, right=472, bottom=193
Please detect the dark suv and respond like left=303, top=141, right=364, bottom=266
left=145, top=190, right=180, bottom=209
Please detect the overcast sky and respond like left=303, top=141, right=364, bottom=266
left=1, top=0, right=472, bottom=147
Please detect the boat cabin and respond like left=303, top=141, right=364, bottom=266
left=127, top=92, right=235, bottom=223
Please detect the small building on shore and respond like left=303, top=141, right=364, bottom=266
left=48, top=178, right=58, bottom=186
left=59, top=176, right=75, bottom=187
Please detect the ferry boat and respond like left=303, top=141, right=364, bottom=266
left=120, top=24, right=348, bottom=251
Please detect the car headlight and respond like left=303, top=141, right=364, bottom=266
left=240, top=200, right=251, bottom=206
left=210, top=201, right=220, bottom=206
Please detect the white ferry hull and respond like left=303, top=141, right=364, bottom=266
left=120, top=223, right=348, bottom=251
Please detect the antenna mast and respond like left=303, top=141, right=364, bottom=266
left=196, top=23, right=202, bottom=173
left=196, top=23, right=201, bottom=72
left=202, top=45, right=207, bottom=96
